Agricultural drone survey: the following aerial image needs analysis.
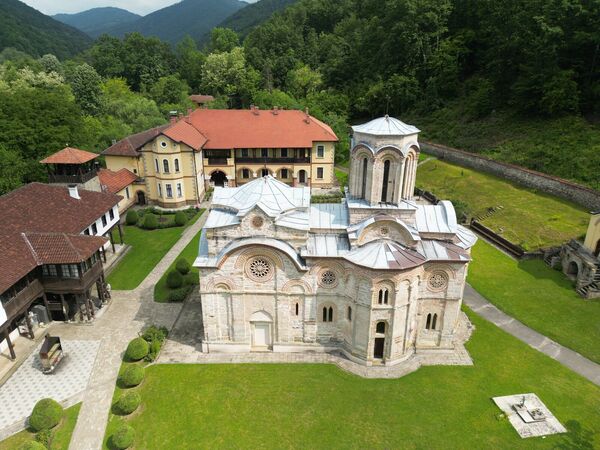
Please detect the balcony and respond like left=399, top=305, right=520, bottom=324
left=48, top=168, right=98, bottom=184
left=41, top=261, right=104, bottom=294
left=235, top=157, right=311, bottom=164
left=2, top=279, right=44, bottom=319
left=206, top=158, right=229, bottom=166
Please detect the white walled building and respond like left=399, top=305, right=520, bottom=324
left=195, top=116, right=477, bottom=367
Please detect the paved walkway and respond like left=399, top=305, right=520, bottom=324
left=64, top=211, right=208, bottom=450
left=463, top=284, right=600, bottom=387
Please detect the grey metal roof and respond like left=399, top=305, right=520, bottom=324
left=415, top=201, right=457, bottom=234
left=309, top=203, right=349, bottom=230
left=275, top=210, right=310, bottom=231
left=352, top=115, right=420, bottom=136
left=344, top=240, right=427, bottom=270
left=455, top=225, right=478, bottom=250
left=204, top=209, right=240, bottom=229
left=416, top=240, right=471, bottom=262
left=302, top=234, right=350, bottom=257
left=212, top=176, right=310, bottom=218
left=346, top=195, right=418, bottom=211
left=347, top=214, right=420, bottom=242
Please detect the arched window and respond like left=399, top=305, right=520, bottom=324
left=328, top=307, right=333, bottom=322
left=361, top=158, right=367, bottom=198
left=384, top=290, right=389, bottom=304
left=425, top=313, right=432, bottom=330
left=377, top=288, right=389, bottom=305
left=376, top=321, right=386, bottom=334
left=432, top=314, right=438, bottom=330
left=347, top=306, right=352, bottom=321
left=163, top=159, right=170, bottom=173
left=322, top=307, right=327, bottom=322
left=381, top=160, right=391, bottom=202
left=174, top=158, right=180, bottom=172
left=295, top=302, right=299, bottom=316
left=154, top=159, right=159, bottom=173
left=378, top=289, right=383, bottom=304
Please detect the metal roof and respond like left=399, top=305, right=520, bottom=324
left=302, top=234, right=350, bottom=257
left=352, top=115, right=420, bottom=136
left=345, top=196, right=418, bottom=211
left=347, top=214, right=420, bottom=242
left=416, top=240, right=471, bottom=262
left=276, top=210, right=310, bottom=231
left=309, top=203, right=349, bottom=230
left=415, top=201, right=458, bottom=234
left=204, top=209, right=241, bottom=229
left=455, top=225, right=478, bottom=250
left=344, top=240, right=427, bottom=270
left=212, top=176, right=310, bottom=218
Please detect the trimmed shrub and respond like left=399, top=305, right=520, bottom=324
left=176, top=258, right=191, bottom=275
left=145, top=339, right=162, bottom=362
left=167, top=286, right=192, bottom=303
left=115, top=391, right=141, bottom=415
left=183, top=273, right=199, bottom=286
left=142, top=325, right=168, bottom=344
left=111, top=424, right=135, bottom=450
left=35, top=429, right=53, bottom=448
left=18, top=442, right=46, bottom=450
left=166, top=270, right=183, bottom=289
left=125, top=210, right=138, bottom=225
left=120, top=364, right=144, bottom=387
left=141, top=213, right=158, bottom=230
left=29, top=398, right=63, bottom=432
left=125, top=337, right=149, bottom=361
left=174, top=210, right=188, bottom=226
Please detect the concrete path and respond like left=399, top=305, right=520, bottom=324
left=463, top=284, right=600, bottom=387
left=65, top=210, right=207, bottom=450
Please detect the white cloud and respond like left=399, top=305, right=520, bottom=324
left=22, top=0, right=257, bottom=16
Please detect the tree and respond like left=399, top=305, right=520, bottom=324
left=147, top=75, right=192, bottom=114
left=65, top=63, right=102, bottom=115
left=175, top=36, right=205, bottom=92
left=83, top=34, right=124, bottom=79
left=286, top=65, right=322, bottom=98
left=207, top=28, right=240, bottom=53
left=0, top=145, right=25, bottom=194
left=39, top=54, right=61, bottom=74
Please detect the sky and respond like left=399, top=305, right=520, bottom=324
left=21, top=0, right=257, bottom=16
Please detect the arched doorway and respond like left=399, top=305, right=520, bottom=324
left=211, top=171, right=227, bottom=187
left=567, top=261, right=579, bottom=277
left=298, top=170, right=307, bottom=185
left=136, top=191, right=146, bottom=205
left=250, top=310, right=273, bottom=349
left=373, top=321, right=386, bottom=359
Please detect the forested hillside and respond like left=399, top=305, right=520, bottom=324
left=101, top=0, right=246, bottom=45
left=53, top=7, right=141, bottom=38
left=215, top=0, right=297, bottom=40
left=0, top=0, right=92, bottom=59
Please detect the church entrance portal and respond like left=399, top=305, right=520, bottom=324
left=211, top=171, right=228, bottom=187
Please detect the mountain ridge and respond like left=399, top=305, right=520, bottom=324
left=53, top=7, right=141, bottom=38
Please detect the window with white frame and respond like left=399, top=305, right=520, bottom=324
left=176, top=183, right=182, bottom=198
left=317, top=145, right=324, bottom=158
left=109, top=208, right=115, bottom=220
left=166, top=183, right=173, bottom=198
left=158, top=183, right=162, bottom=197
left=317, top=167, right=324, bottom=179
left=174, top=158, right=180, bottom=172
left=163, top=159, right=170, bottom=173
left=125, top=187, right=130, bottom=199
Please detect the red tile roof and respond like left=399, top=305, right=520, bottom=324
left=101, top=109, right=339, bottom=156
left=23, top=232, right=107, bottom=264
left=0, top=183, right=120, bottom=294
left=40, top=147, right=98, bottom=164
left=98, top=168, right=139, bottom=195
left=102, top=125, right=170, bottom=157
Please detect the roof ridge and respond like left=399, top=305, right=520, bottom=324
left=20, top=233, right=41, bottom=265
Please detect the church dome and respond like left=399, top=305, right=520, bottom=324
left=352, top=115, right=420, bottom=136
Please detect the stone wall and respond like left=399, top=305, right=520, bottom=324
left=421, top=141, right=600, bottom=211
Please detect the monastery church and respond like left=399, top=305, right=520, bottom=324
left=195, top=116, right=477, bottom=367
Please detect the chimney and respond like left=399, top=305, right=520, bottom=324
left=169, top=110, right=178, bottom=123
left=111, top=139, right=117, bottom=145
left=304, top=107, right=310, bottom=123
left=68, top=185, right=80, bottom=200
left=187, top=108, right=193, bottom=116
left=252, top=106, right=260, bottom=116
left=272, top=106, right=279, bottom=115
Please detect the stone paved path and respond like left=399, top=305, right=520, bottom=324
left=63, top=210, right=208, bottom=450
left=463, top=284, right=600, bottom=387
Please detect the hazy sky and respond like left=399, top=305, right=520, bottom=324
left=21, top=0, right=257, bottom=16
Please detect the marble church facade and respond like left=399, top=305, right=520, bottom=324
left=195, top=116, right=477, bottom=367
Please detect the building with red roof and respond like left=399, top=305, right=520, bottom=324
left=98, top=168, right=140, bottom=213
left=102, top=108, right=339, bottom=208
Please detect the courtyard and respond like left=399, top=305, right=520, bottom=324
left=101, top=311, right=600, bottom=449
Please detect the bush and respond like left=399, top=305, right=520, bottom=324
left=176, top=258, right=191, bottom=275
left=125, top=210, right=139, bottom=225
left=111, top=424, right=135, bottom=449
left=141, top=213, right=158, bottom=230
left=29, top=399, right=63, bottom=432
left=35, top=428, right=53, bottom=448
left=18, top=442, right=46, bottom=450
left=167, top=285, right=193, bottom=303
left=125, top=337, right=149, bottom=361
left=120, top=364, right=144, bottom=387
left=145, top=339, right=162, bottom=362
left=142, top=325, right=168, bottom=344
left=174, top=210, right=188, bottom=226
left=184, top=273, right=199, bottom=286
left=166, top=270, right=183, bottom=289
left=115, top=391, right=141, bottom=415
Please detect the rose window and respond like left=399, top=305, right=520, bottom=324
left=320, top=270, right=337, bottom=287
left=247, top=257, right=272, bottom=282
left=428, top=271, right=449, bottom=290
left=252, top=216, right=264, bottom=228
left=380, top=227, right=389, bottom=236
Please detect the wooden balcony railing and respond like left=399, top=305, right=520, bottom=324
left=2, top=279, right=44, bottom=319
left=48, top=169, right=98, bottom=184
left=41, top=261, right=104, bottom=293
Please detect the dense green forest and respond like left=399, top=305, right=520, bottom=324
left=0, top=0, right=599, bottom=195
left=0, top=0, right=92, bottom=59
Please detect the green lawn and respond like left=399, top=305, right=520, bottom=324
left=416, top=157, right=589, bottom=249
left=153, top=230, right=201, bottom=302
left=107, top=211, right=203, bottom=290
left=103, top=310, right=600, bottom=449
left=334, top=168, right=348, bottom=189
left=468, top=240, right=600, bottom=364
left=0, top=403, right=81, bottom=450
